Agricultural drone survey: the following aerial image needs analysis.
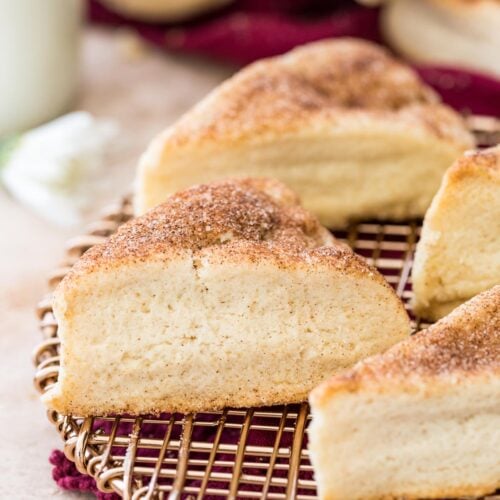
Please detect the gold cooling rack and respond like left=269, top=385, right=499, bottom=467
left=33, top=117, right=500, bottom=500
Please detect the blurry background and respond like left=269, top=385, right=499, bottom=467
left=0, top=0, right=498, bottom=497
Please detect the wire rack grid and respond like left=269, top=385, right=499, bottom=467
left=32, top=116, right=500, bottom=500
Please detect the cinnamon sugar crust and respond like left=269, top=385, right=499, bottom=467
left=76, top=178, right=333, bottom=264
left=165, top=38, right=471, bottom=149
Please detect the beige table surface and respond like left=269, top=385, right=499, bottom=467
left=0, top=27, right=231, bottom=499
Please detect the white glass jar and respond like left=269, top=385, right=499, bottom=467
left=0, top=0, right=83, bottom=136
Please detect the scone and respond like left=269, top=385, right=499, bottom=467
left=43, top=178, right=410, bottom=416
left=381, top=0, right=500, bottom=77
left=412, top=145, right=500, bottom=321
left=135, top=38, right=474, bottom=227
left=99, top=0, right=232, bottom=22
left=309, top=285, right=500, bottom=500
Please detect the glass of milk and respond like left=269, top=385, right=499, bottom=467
left=0, top=0, right=84, bottom=136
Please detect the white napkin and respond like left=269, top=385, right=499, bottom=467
left=1, top=111, right=118, bottom=227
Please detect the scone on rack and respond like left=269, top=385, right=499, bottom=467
left=309, top=285, right=500, bottom=500
left=412, top=145, right=500, bottom=321
left=43, top=178, right=410, bottom=416
left=135, top=38, right=474, bottom=227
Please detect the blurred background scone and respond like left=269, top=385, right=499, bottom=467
left=380, top=0, right=500, bottom=77
left=99, top=0, right=233, bottom=22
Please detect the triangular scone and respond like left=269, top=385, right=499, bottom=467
left=135, top=38, right=474, bottom=227
left=43, top=179, right=410, bottom=416
left=413, top=145, right=500, bottom=321
left=309, top=285, right=500, bottom=500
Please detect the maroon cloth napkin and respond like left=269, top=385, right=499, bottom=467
left=50, top=1, right=499, bottom=497
left=90, top=1, right=382, bottom=64
left=88, top=0, right=500, bottom=116
left=50, top=450, right=119, bottom=499
left=50, top=410, right=308, bottom=498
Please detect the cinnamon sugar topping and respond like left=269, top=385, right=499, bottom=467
left=169, top=38, right=472, bottom=148
left=80, top=179, right=336, bottom=266
left=348, top=286, right=500, bottom=383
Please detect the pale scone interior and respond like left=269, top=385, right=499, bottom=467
left=412, top=146, right=500, bottom=320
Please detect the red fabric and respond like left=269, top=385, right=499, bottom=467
left=415, top=66, right=500, bottom=117
left=49, top=409, right=308, bottom=498
left=50, top=450, right=119, bottom=499
left=88, top=0, right=500, bottom=116
left=161, top=10, right=381, bottom=65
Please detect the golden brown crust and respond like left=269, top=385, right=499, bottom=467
left=45, top=389, right=311, bottom=417
left=312, top=286, right=500, bottom=404
left=447, top=144, right=500, bottom=182
left=163, top=38, right=472, bottom=150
